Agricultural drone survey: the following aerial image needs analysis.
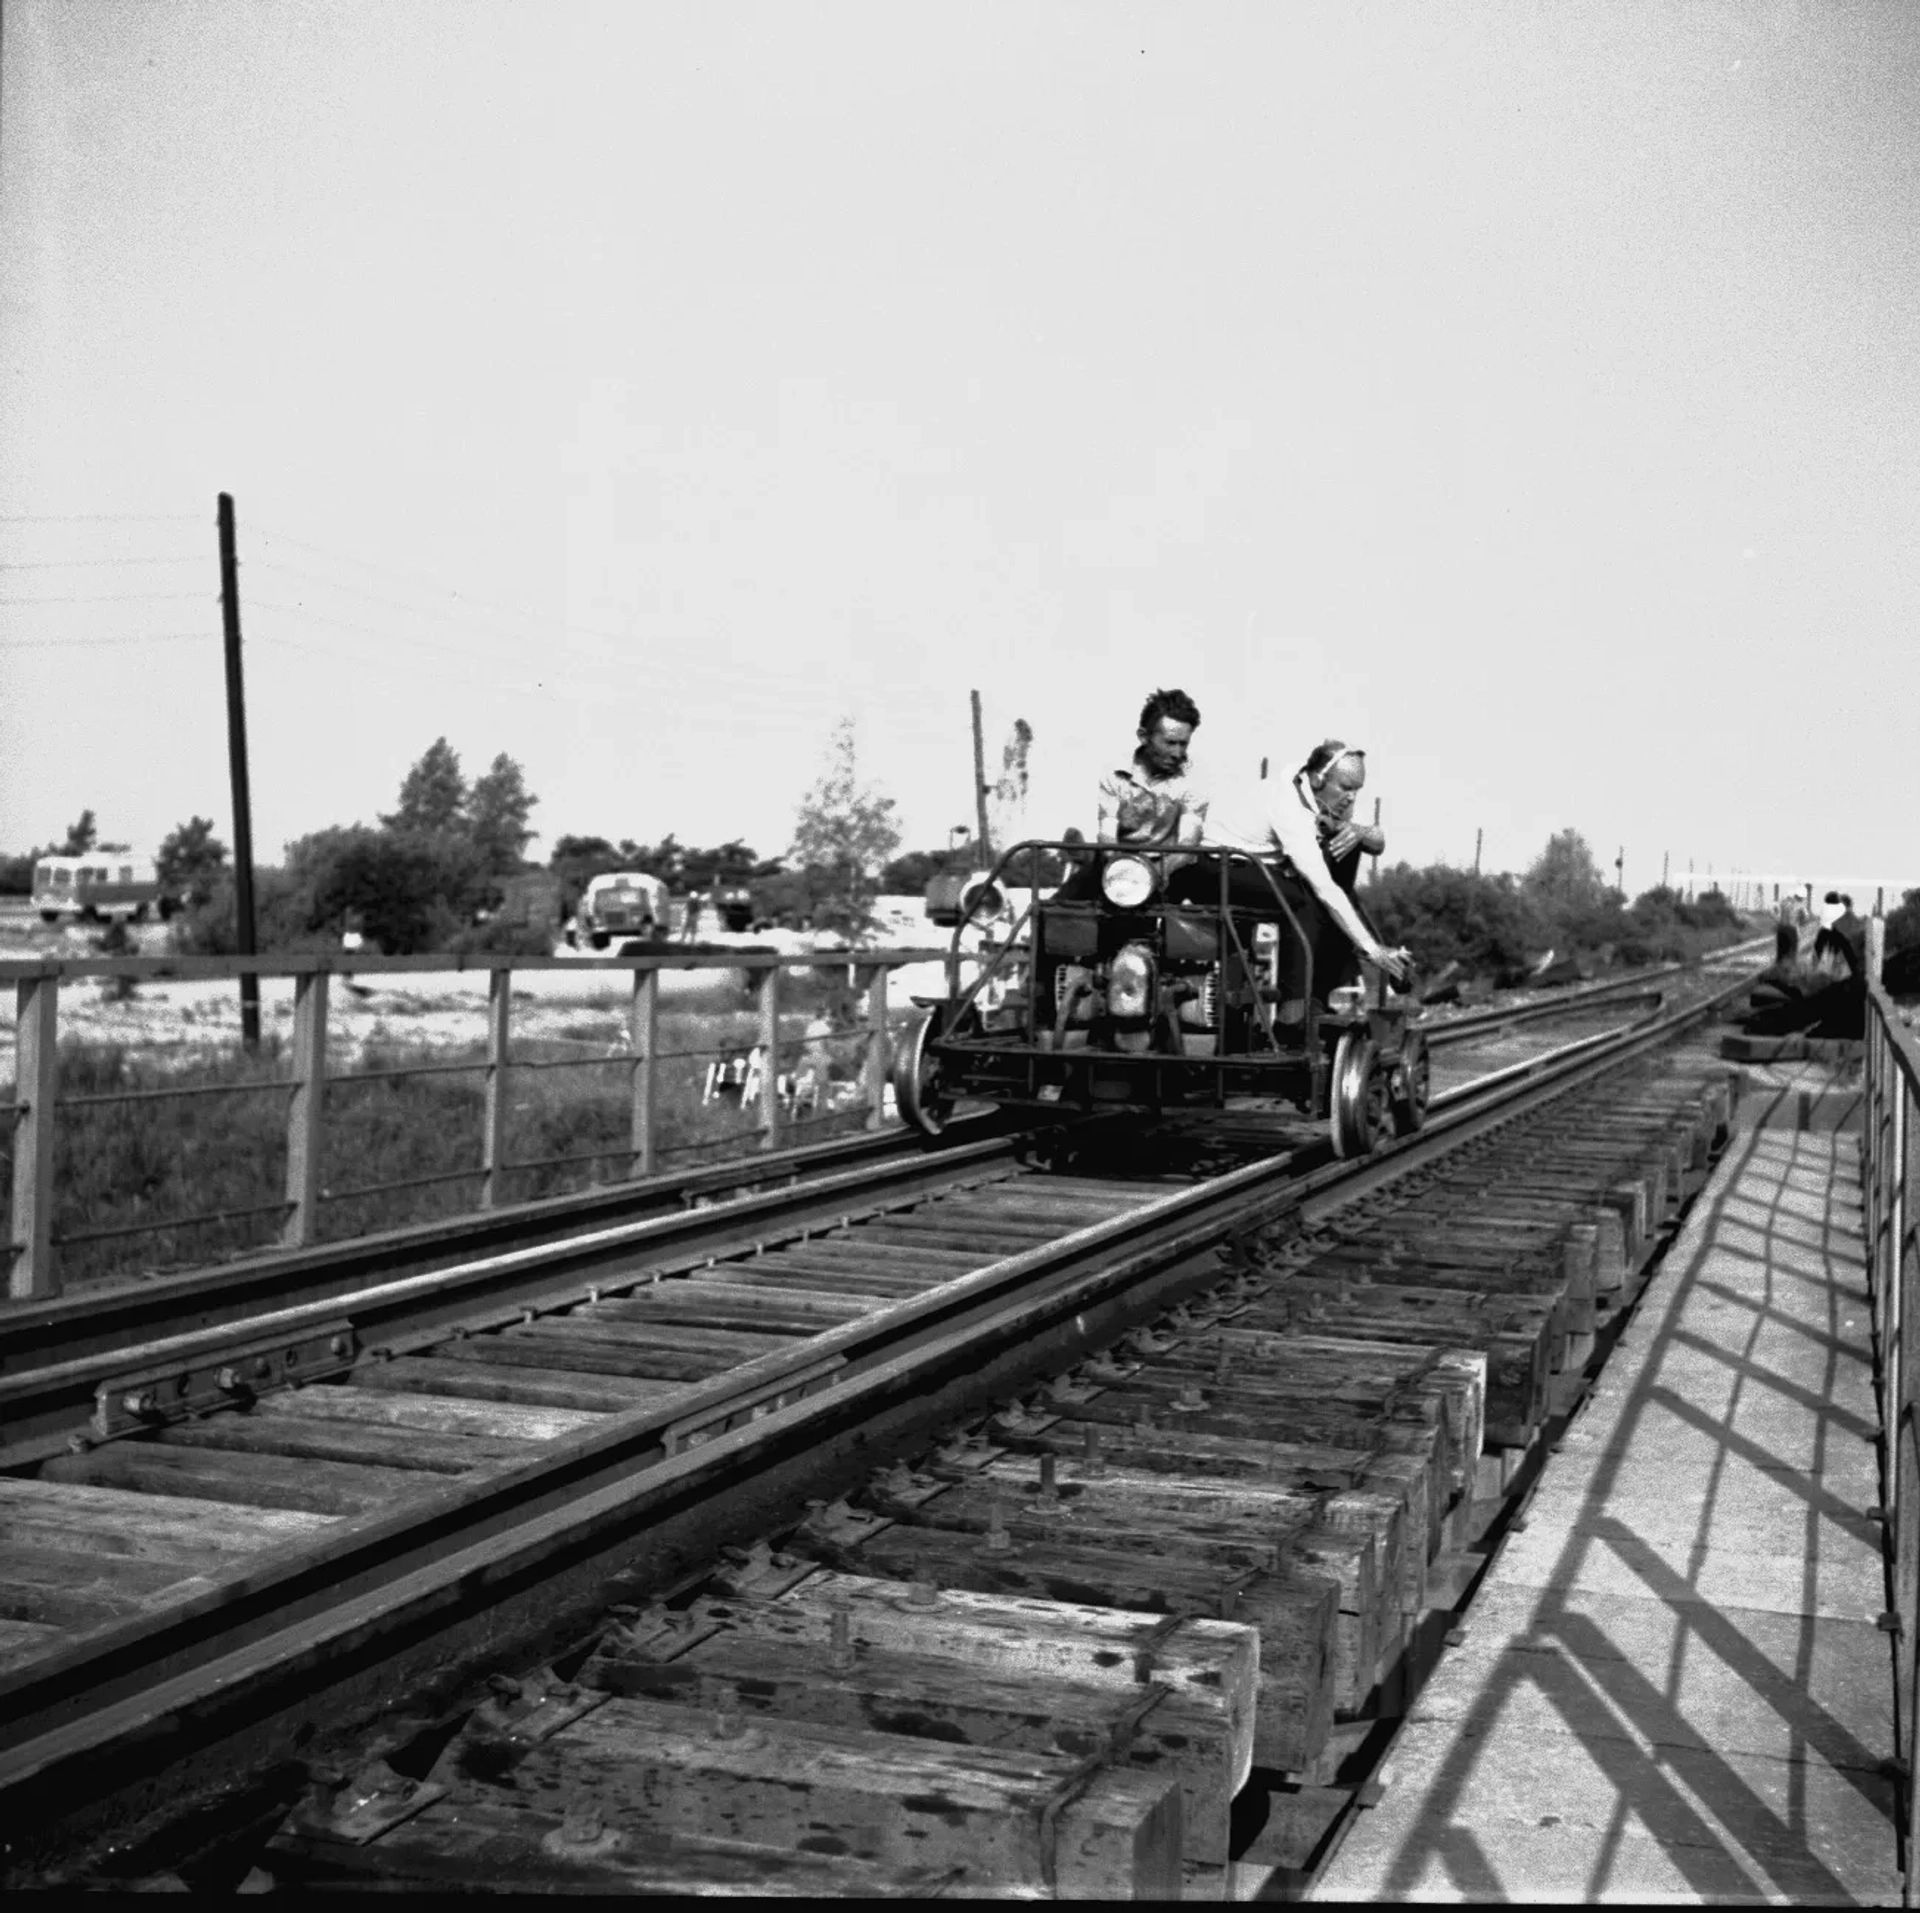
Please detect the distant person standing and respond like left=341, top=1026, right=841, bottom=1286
left=1832, top=896, right=1867, bottom=980
left=1774, top=897, right=1800, bottom=966
left=1813, top=892, right=1847, bottom=974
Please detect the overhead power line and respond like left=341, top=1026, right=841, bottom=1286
left=0, top=632, right=210, bottom=649
left=0, top=555, right=203, bottom=570
left=0, top=590, right=209, bottom=605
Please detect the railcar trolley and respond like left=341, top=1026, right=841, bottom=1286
left=892, top=840, right=1430, bottom=1158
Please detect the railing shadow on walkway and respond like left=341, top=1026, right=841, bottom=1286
left=1368, top=1117, right=1901, bottom=1904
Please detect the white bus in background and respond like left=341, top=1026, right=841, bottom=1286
left=32, top=853, right=169, bottom=924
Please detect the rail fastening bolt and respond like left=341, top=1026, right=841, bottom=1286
left=557, top=1801, right=604, bottom=1848
left=1038, top=1454, right=1058, bottom=1499
left=122, top=1390, right=157, bottom=1417
left=1082, top=1425, right=1105, bottom=1477
left=216, top=1367, right=242, bottom=1393
left=907, top=1577, right=940, bottom=1608
left=828, top=1599, right=856, bottom=1672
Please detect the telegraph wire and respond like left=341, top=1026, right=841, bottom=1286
left=0, top=555, right=205, bottom=571
left=0, top=632, right=210, bottom=649
left=251, top=523, right=615, bottom=640
left=0, top=590, right=210, bottom=605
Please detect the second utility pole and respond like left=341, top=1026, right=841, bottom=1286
left=218, top=492, right=261, bottom=1051
left=970, top=689, right=992, bottom=867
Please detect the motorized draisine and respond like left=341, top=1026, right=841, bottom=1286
left=893, top=841, right=1429, bottom=1157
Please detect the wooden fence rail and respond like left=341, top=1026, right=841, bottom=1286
left=3, top=948, right=948, bottom=1300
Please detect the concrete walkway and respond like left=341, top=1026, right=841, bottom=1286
left=1317, top=1091, right=1902, bottom=1904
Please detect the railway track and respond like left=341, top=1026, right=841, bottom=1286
left=0, top=958, right=1760, bottom=1894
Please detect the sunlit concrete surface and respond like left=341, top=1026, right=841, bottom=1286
left=1316, top=1092, right=1901, bottom=1905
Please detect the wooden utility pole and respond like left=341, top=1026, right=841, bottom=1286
left=1615, top=846, right=1625, bottom=897
left=969, top=689, right=991, bottom=866
left=1662, top=850, right=1669, bottom=890
left=1369, top=797, right=1382, bottom=884
left=218, top=493, right=260, bottom=1051
left=1472, top=827, right=1482, bottom=876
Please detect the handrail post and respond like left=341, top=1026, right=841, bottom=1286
left=630, top=966, right=658, bottom=1177
left=862, top=963, right=890, bottom=1129
left=759, top=963, right=783, bottom=1152
left=8, top=974, right=59, bottom=1298
left=481, top=967, right=512, bottom=1207
left=282, top=969, right=329, bottom=1246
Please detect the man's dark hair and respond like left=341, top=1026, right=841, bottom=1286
left=1826, top=891, right=1841, bottom=904
left=1138, top=687, right=1201, bottom=733
left=1842, top=895, right=1854, bottom=909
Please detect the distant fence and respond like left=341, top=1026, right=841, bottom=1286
left=1863, top=968, right=1920, bottom=1897
left=1, top=948, right=948, bottom=1300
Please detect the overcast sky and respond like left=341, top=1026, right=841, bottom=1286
left=2, top=1, right=1914, bottom=896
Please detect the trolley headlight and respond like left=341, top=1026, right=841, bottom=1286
left=1100, top=856, right=1157, bottom=908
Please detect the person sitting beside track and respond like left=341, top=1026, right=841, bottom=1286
left=1178, top=741, right=1411, bottom=1012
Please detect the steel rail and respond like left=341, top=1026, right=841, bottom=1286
left=0, top=1109, right=1017, bottom=1379
left=0, top=1125, right=1039, bottom=1465
left=0, top=962, right=1758, bottom=1836
left=1420, top=933, right=1774, bottom=1048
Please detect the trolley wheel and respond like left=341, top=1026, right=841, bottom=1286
left=1329, top=1031, right=1389, bottom=1160
left=892, top=1011, right=954, bottom=1139
left=1390, top=1032, right=1432, bottom=1138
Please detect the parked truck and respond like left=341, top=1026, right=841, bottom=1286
left=565, top=871, right=671, bottom=949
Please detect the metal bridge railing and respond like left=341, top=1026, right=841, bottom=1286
left=1863, top=968, right=1920, bottom=1898
left=1, top=947, right=946, bottom=1300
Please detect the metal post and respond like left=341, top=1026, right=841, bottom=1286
left=629, top=967, right=658, bottom=1176
left=282, top=969, right=329, bottom=1246
left=862, top=964, right=889, bottom=1129
left=759, top=965, right=783, bottom=1151
left=1472, top=827, right=1482, bottom=876
left=8, top=975, right=59, bottom=1299
left=480, top=968, right=513, bottom=1206
left=971, top=689, right=992, bottom=864
left=218, top=493, right=261, bottom=1052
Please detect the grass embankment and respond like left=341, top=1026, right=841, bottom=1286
left=1, top=999, right=883, bottom=1288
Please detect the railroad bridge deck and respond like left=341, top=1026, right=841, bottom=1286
left=1317, top=1058, right=1902, bottom=1905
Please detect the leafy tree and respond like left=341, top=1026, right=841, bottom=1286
left=61, top=809, right=98, bottom=855
left=789, top=717, right=902, bottom=941
left=382, top=738, right=468, bottom=834
left=1368, top=865, right=1548, bottom=981
left=881, top=847, right=972, bottom=893
left=550, top=833, right=617, bottom=866
left=1524, top=829, right=1607, bottom=917
left=1886, top=888, right=1920, bottom=958
left=0, top=852, right=35, bottom=895
left=679, top=839, right=760, bottom=893
left=285, top=825, right=487, bottom=954
left=468, top=752, right=538, bottom=873
left=156, top=815, right=228, bottom=907
left=987, top=718, right=1033, bottom=855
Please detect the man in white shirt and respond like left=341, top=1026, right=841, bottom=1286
left=1192, top=742, right=1411, bottom=995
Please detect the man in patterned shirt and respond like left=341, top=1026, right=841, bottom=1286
left=1096, top=687, right=1208, bottom=851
